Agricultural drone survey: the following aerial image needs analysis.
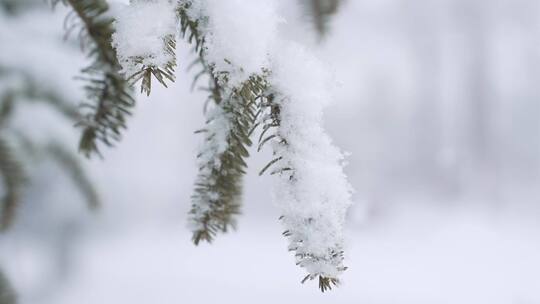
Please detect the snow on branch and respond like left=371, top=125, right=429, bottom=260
left=190, top=75, right=267, bottom=244
left=55, top=0, right=354, bottom=291
left=112, top=0, right=178, bottom=96
left=257, top=43, right=352, bottom=290
left=177, top=2, right=268, bottom=244
left=179, top=0, right=354, bottom=290
left=199, top=0, right=278, bottom=87
left=180, top=0, right=353, bottom=289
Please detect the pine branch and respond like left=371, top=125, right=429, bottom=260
left=113, top=1, right=178, bottom=96
left=177, top=4, right=268, bottom=244
left=58, top=0, right=352, bottom=291
left=302, top=274, right=340, bottom=292
left=190, top=75, right=267, bottom=245
left=177, top=2, right=205, bottom=53
left=258, top=94, right=348, bottom=292
left=124, top=34, right=177, bottom=96
left=60, top=0, right=135, bottom=157
left=0, top=137, right=25, bottom=232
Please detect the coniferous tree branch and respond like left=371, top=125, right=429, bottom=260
left=112, top=0, right=178, bottom=96
left=258, top=94, right=348, bottom=292
left=177, top=3, right=267, bottom=244
left=59, top=0, right=135, bottom=157
left=190, top=75, right=267, bottom=244
left=178, top=3, right=350, bottom=291
left=123, top=34, right=177, bottom=96
left=49, top=0, right=351, bottom=291
left=177, top=2, right=205, bottom=53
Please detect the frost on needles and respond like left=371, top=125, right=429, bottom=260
left=57, top=0, right=353, bottom=291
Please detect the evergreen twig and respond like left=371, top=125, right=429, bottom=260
left=190, top=75, right=267, bottom=245
left=258, top=94, right=347, bottom=292
left=60, top=0, right=135, bottom=157
left=124, top=34, right=177, bottom=96
left=177, top=4, right=267, bottom=244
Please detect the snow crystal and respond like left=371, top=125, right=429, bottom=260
left=112, top=0, right=177, bottom=77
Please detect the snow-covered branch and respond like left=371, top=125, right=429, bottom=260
left=182, top=0, right=352, bottom=289
left=259, top=43, right=352, bottom=289
left=55, top=0, right=354, bottom=291
left=112, top=0, right=178, bottom=95
left=176, top=2, right=269, bottom=244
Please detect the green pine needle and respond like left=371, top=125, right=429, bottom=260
left=126, top=35, right=177, bottom=96
left=190, top=76, right=268, bottom=244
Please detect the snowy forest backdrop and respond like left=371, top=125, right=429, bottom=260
left=1, top=0, right=539, bottom=303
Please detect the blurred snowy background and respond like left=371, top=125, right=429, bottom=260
left=1, top=0, right=540, bottom=303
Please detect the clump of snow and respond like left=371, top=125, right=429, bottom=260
left=269, top=41, right=353, bottom=278
left=198, top=0, right=281, bottom=86
left=112, top=0, right=177, bottom=77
